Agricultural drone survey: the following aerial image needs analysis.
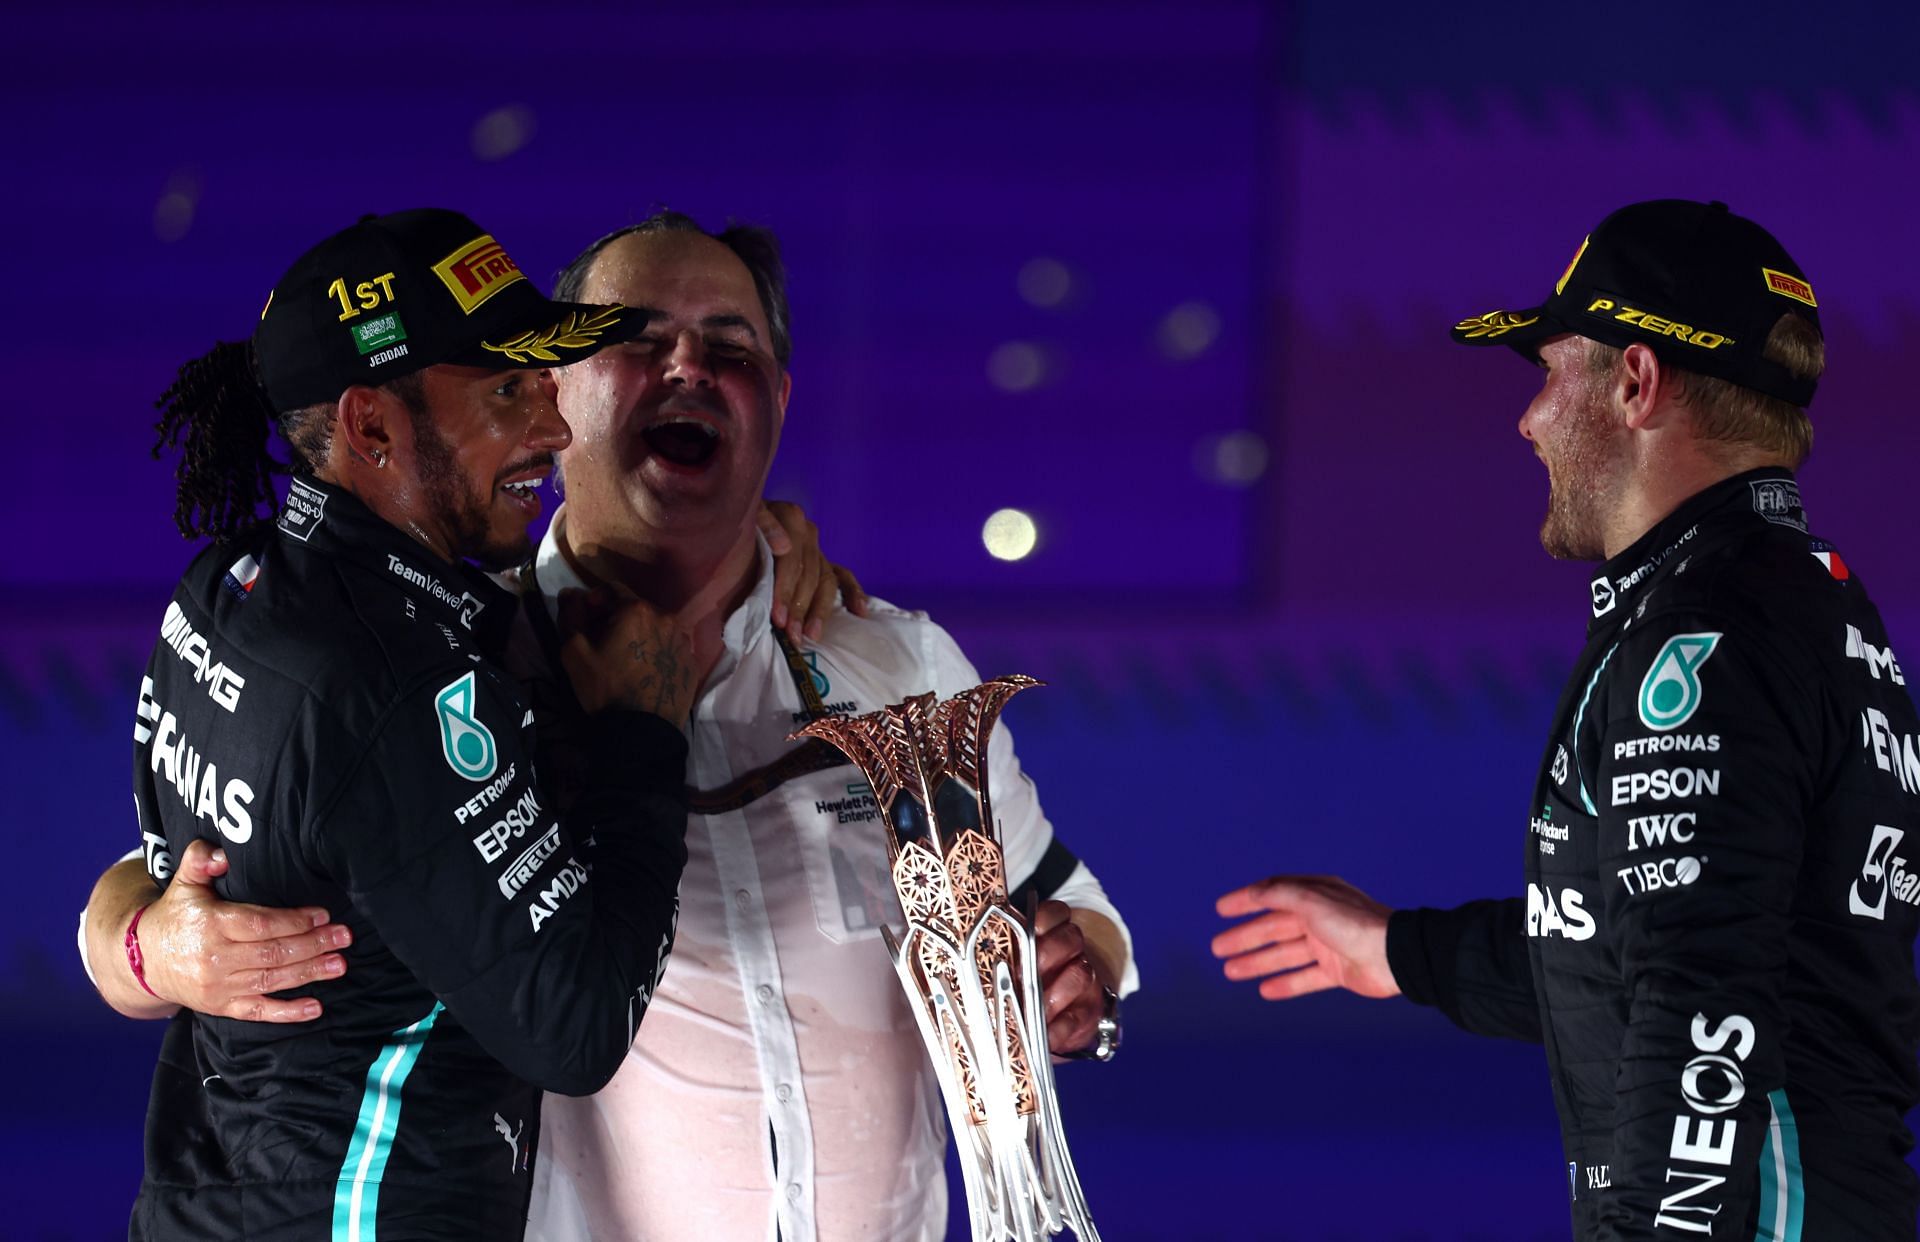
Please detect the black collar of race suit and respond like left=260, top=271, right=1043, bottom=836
left=1585, top=466, right=1804, bottom=634
left=273, top=474, right=516, bottom=654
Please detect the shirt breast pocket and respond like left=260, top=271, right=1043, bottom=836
left=793, top=769, right=901, bottom=945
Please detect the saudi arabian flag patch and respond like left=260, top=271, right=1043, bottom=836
left=1637, top=633, right=1723, bottom=731
left=435, top=671, right=498, bottom=781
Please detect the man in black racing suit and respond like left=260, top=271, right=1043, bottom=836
left=1213, top=199, right=1920, bottom=1238
left=110, top=209, right=695, bottom=1240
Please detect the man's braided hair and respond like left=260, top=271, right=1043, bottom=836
left=152, top=341, right=286, bottom=542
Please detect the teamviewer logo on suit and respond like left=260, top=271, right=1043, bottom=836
left=436, top=672, right=498, bottom=781
left=1850, top=825, right=1904, bottom=920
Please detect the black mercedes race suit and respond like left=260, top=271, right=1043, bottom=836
left=127, top=478, right=688, bottom=1241
left=1388, top=469, right=1920, bottom=1239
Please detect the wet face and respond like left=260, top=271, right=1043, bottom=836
left=1519, top=335, right=1623, bottom=562
left=554, top=229, right=788, bottom=546
left=401, top=365, right=569, bottom=569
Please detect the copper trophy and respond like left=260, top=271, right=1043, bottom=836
left=795, top=677, right=1099, bottom=1242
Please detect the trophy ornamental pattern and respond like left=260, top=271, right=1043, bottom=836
left=795, top=676, right=1099, bottom=1242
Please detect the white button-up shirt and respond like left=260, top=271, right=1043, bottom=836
left=524, top=519, right=1136, bottom=1242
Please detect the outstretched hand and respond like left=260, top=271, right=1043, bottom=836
left=139, top=839, right=350, bottom=1022
left=1212, top=875, right=1400, bottom=1001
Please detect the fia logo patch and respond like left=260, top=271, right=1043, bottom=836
left=435, top=671, right=498, bottom=781
left=1637, top=633, right=1722, bottom=731
left=1750, top=479, right=1806, bottom=531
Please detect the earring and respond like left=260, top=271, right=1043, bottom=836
left=370, top=449, right=387, bottom=468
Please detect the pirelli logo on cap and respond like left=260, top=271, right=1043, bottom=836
left=1555, top=236, right=1590, bottom=296
left=1762, top=267, right=1817, bottom=308
left=432, top=234, right=526, bottom=314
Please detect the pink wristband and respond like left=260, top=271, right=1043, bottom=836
left=125, top=905, right=160, bottom=999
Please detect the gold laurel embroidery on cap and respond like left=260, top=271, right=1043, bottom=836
left=1455, top=310, right=1540, bottom=340
left=481, top=306, right=624, bottom=363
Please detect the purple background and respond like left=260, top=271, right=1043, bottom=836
left=5, top=3, right=1917, bottom=1237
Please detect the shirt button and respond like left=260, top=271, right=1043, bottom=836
left=776, top=1083, right=792, bottom=1103
left=786, top=1183, right=802, bottom=1204
left=756, top=984, right=774, bottom=1004
left=734, top=889, right=751, bottom=911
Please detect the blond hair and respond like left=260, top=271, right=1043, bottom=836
left=1586, top=313, right=1822, bottom=467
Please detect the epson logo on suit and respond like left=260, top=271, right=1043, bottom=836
left=1611, top=768, right=1722, bottom=806
left=471, top=788, right=544, bottom=863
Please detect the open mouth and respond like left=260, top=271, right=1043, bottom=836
left=496, top=460, right=552, bottom=515
left=642, top=417, right=722, bottom=468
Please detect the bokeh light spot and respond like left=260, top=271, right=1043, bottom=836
left=472, top=105, right=537, bottom=161
left=1017, top=257, right=1073, bottom=308
left=153, top=171, right=201, bottom=243
left=1194, top=430, right=1270, bottom=486
left=1157, top=300, right=1222, bottom=359
left=987, top=341, right=1047, bottom=392
left=982, top=509, right=1039, bottom=561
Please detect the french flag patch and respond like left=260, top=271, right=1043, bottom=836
left=222, top=553, right=262, bottom=601
left=1812, top=548, right=1850, bottom=581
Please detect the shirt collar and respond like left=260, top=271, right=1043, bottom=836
left=276, top=475, right=514, bottom=650
left=1585, top=466, right=1802, bottom=633
left=532, top=507, right=777, bottom=663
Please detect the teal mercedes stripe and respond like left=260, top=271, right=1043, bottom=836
left=1570, top=643, right=1619, bottom=814
left=332, top=1002, right=444, bottom=1242
left=1754, top=1088, right=1804, bottom=1242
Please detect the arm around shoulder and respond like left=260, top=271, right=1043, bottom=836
left=83, top=856, right=176, bottom=1020
left=82, top=840, right=345, bottom=1024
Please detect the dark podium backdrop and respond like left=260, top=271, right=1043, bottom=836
left=4, top=4, right=1915, bottom=1237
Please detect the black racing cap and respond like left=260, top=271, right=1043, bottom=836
left=1450, top=199, right=1822, bottom=407
left=253, top=208, right=646, bottom=411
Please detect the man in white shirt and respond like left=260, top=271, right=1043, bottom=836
left=521, top=212, right=1136, bottom=1242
